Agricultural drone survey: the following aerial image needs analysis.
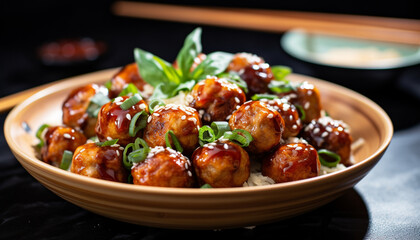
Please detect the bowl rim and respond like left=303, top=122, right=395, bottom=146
left=281, top=29, right=420, bottom=70
left=4, top=68, right=394, bottom=196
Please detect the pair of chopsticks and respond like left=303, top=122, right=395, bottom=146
left=112, top=1, right=420, bottom=45
left=1, top=2, right=419, bottom=113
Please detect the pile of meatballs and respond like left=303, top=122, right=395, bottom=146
left=38, top=52, right=353, bottom=188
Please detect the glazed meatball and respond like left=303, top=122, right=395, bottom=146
left=301, top=116, right=353, bottom=166
left=131, top=146, right=195, bottom=187
left=70, top=142, right=127, bottom=182
left=188, top=76, right=246, bottom=123
left=229, top=100, right=284, bottom=154
left=226, top=52, right=274, bottom=97
left=279, top=81, right=322, bottom=123
left=96, top=96, right=149, bottom=146
left=143, top=104, right=201, bottom=155
left=62, top=83, right=108, bottom=138
left=262, top=142, right=320, bottom=183
left=260, top=98, right=302, bottom=139
left=192, top=140, right=250, bottom=188
left=109, top=62, right=153, bottom=99
left=41, top=126, right=87, bottom=167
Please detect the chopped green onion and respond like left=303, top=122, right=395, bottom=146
left=200, top=183, right=212, bottom=188
left=104, top=80, right=112, bottom=90
left=223, top=129, right=253, bottom=147
left=271, top=65, right=292, bottom=80
left=129, top=111, right=148, bottom=137
left=89, top=136, right=99, bottom=143
left=251, top=93, right=279, bottom=101
left=318, top=149, right=341, bottom=168
left=87, top=92, right=110, bottom=117
left=295, top=104, right=306, bottom=121
left=123, top=138, right=150, bottom=169
left=96, top=139, right=119, bottom=147
left=165, top=130, right=183, bottom=153
left=210, top=121, right=230, bottom=139
left=120, top=93, right=142, bottom=110
left=218, top=72, right=248, bottom=93
left=148, top=99, right=166, bottom=114
left=36, top=124, right=50, bottom=148
left=198, top=125, right=216, bottom=146
left=118, top=83, right=140, bottom=97
left=59, top=150, right=73, bottom=170
left=268, top=80, right=296, bottom=94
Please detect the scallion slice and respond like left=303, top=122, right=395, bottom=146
left=318, top=149, right=341, bottom=168
left=148, top=99, right=166, bottom=114
left=129, top=111, right=148, bottom=137
left=165, top=130, right=183, bottom=153
left=120, top=93, right=142, bottom=110
left=123, top=138, right=150, bottom=169
left=59, top=150, right=73, bottom=170
left=251, top=93, right=279, bottom=101
left=118, top=83, right=140, bottom=97
left=223, top=129, right=253, bottom=147
left=200, top=183, right=212, bottom=188
left=35, top=124, right=50, bottom=148
left=295, top=104, right=306, bottom=121
left=210, top=121, right=230, bottom=139
left=198, top=125, right=216, bottom=146
left=96, top=139, right=119, bottom=147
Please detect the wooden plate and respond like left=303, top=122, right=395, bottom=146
left=4, top=68, right=393, bottom=229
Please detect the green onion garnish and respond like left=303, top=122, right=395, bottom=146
left=200, top=183, right=212, bottom=188
left=318, top=149, right=341, bottom=168
left=123, top=138, right=150, bottom=169
left=295, top=104, right=306, bottom=121
left=129, top=111, right=148, bottom=137
left=118, top=83, right=140, bottom=97
left=198, top=125, right=216, bottom=146
left=59, top=150, right=73, bottom=170
left=96, top=139, right=119, bottom=147
left=104, top=80, right=112, bottom=90
left=165, top=130, right=183, bottom=153
left=120, top=93, right=142, bottom=110
left=36, top=124, right=50, bottom=148
left=218, top=72, right=249, bottom=93
left=86, top=92, right=110, bottom=117
left=223, top=129, right=253, bottom=147
left=210, top=121, right=230, bottom=139
left=148, top=99, right=166, bottom=114
left=251, top=93, right=279, bottom=101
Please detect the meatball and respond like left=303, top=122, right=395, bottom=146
left=62, top=83, right=108, bottom=138
left=41, top=126, right=87, bottom=167
left=143, top=104, right=201, bottom=155
left=188, top=76, right=246, bottom=123
left=96, top=96, right=149, bottom=146
left=70, top=142, right=127, bottom=182
left=262, top=142, right=320, bottom=183
left=192, top=139, right=250, bottom=188
left=279, top=81, right=322, bottom=123
left=229, top=100, right=284, bottom=154
left=301, top=116, right=353, bottom=166
left=131, top=146, right=195, bottom=187
left=226, top=52, right=274, bottom=97
left=260, top=98, right=302, bottom=139
left=109, top=62, right=153, bottom=99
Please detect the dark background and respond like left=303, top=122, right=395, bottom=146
left=1, top=1, right=420, bottom=239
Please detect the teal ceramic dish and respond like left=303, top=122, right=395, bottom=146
left=281, top=29, right=420, bottom=89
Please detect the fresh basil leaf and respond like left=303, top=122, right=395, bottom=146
left=191, top=51, right=234, bottom=80
left=271, top=65, right=292, bottom=80
left=134, top=48, right=181, bottom=87
left=171, top=80, right=196, bottom=96
left=176, top=28, right=202, bottom=81
left=149, top=83, right=177, bottom=100
left=268, top=79, right=296, bottom=94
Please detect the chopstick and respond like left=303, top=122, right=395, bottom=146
left=0, top=84, right=51, bottom=113
left=112, top=1, right=420, bottom=45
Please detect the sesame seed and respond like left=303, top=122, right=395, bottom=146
left=63, top=133, right=71, bottom=139
left=107, top=137, right=112, bottom=141
left=126, top=113, right=131, bottom=120
left=304, top=102, right=310, bottom=110
left=313, top=128, right=320, bottom=134
left=147, top=115, right=152, bottom=123
left=244, top=106, right=250, bottom=110
left=234, top=97, right=240, bottom=104
left=224, top=143, right=229, bottom=150
left=267, top=113, right=274, bottom=119
left=321, top=132, right=328, bottom=137
left=181, top=115, right=186, bottom=120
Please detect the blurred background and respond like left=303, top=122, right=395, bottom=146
left=1, top=1, right=420, bottom=239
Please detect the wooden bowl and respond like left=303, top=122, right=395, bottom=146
left=4, top=68, right=393, bottom=229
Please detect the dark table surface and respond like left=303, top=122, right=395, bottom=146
left=1, top=1, right=420, bottom=239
